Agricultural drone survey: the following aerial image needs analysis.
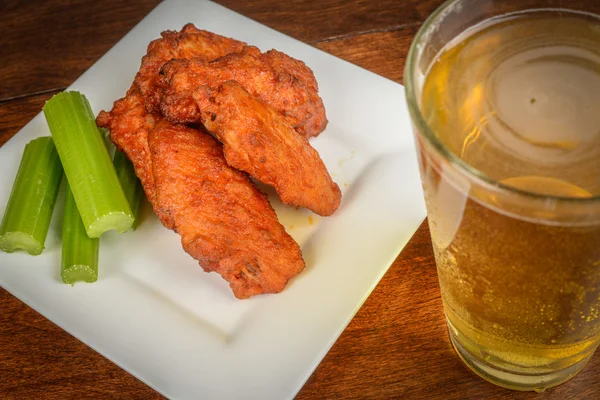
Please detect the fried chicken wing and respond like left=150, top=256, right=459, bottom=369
left=149, top=121, right=305, bottom=298
left=195, top=81, right=341, bottom=216
left=97, top=24, right=246, bottom=206
left=95, top=24, right=335, bottom=298
left=138, top=23, right=246, bottom=113
left=96, top=86, right=159, bottom=205
left=159, top=46, right=328, bottom=138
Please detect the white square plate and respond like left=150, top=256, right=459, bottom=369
left=0, top=1, right=426, bottom=398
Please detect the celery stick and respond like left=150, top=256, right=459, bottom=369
left=0, top=137, right=63, bottom=255
left=62, top=180, right=99, bottom=284
left=43, top=91, right=133, bottom=238
left=113, top=150, right=144, bottom=230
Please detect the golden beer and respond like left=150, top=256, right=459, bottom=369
left=406, top=3, right=600, bottom=391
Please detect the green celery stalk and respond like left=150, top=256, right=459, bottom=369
left=62, top=180, right=99, bottom=284
left=43, top=91, right=133, bottom=238
left=100, top=127, right=115, bottom=157
left=113, top=150, right=144, bottom=230
left=0, top=137, right=63, bottom=255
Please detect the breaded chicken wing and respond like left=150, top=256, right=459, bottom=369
left=96, top=86, right=159, bottom=206
left=138, top=23, right=246, bottom=113
left=159, top=46, right=327, bottom=138
left=95, top=24, right=332, bottom=298
left=195, top=81, right=341, bottom=216
left=149, top=121, right=305, bottom=298
left=97, top=24, right=246, bottom=206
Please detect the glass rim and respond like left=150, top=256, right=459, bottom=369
left=404, top=0, right=600, bottom=204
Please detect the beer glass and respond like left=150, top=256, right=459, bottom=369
left=405, top=0, right=600, bottom=391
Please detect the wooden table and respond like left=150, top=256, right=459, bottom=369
left=1, top=1, right=598, bottom=399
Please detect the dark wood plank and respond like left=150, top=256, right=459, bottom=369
left=0, top=0, right=161, bottom=101
left=217, top=0, right=446, bottom=44
left=314, top=25, right=421, bottom=85
left=0, top=92, right=58, bottom=147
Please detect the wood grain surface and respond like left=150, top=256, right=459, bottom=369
left=1, top=0, right=599, bottom=399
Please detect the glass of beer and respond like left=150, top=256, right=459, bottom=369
left=405, top=0, right=600, bottom=391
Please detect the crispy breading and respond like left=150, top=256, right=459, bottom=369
left=138, top=23, right=246, bottom=113
left=96, top=24, right=334, bottom=298
left=148, top=121, right=305, bottom=298
left=96, top=86, right=159, bottom=206
left=159, top=46, right=328, bottom=138
left=196, top=81, right=341, bottom=216
left=97, top=24, right=246, bottom=206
